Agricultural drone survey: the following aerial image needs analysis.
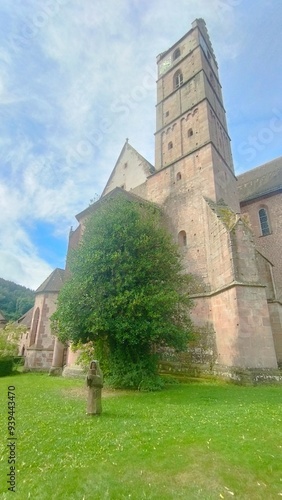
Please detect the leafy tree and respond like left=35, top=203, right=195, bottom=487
left=52, top=195, right=193, bottom=389
left=0, top=322, right=26, bottom=358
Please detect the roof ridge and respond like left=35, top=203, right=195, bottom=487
left=100, top=140, right=154, bottom=198
left=237, top=155, right=282, bottom=180
left=36, top=268, right=65, bottom=294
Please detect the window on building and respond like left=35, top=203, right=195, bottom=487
left=173, top=48, right=181, bottom=60
left=259, top=208, right=271, bottom=236
left=188, top=128, right=193, bottom=137
left=174, top=70, right=183, bottom=89
left=176, top=172, right=182, bottom=181
left=124, top=162, right=128, bottom=169
left=168, top=141, right=173, bottom=150
left=30, top=307, right=40, bottom=347
left=178, top=230, right=187, bottom=247
left=165, top=111, right=169, bottom=117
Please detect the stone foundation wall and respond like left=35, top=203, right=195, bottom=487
left=24, top=348, right=54, bottom=371
left=158, top=359, right=282, bottom=385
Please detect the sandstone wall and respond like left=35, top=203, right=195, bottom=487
left=240, top=192, right=282, bottom=300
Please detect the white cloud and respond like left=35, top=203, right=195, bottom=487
left=0, top=217, right=53, bottom=289
left=0, top=250, right=53, bottom=290
left=0, top=0, right=280, bottom=288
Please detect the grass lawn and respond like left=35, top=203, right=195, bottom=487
left=0, top=373, right=281, bottom=499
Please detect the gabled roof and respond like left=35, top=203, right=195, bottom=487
left=75, top=141, right=155, bottom=224
left=76, top=187, right=150, bottom=223
left=237, top=156, right=282, bottom=203
left=101, top=140, right=155, bottom=197
left=35, top=268, right=65, bottom=294
left=17, top=307, right=34, bottom=327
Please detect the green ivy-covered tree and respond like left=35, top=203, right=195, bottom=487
left=52, top=195, right=193, bottom=389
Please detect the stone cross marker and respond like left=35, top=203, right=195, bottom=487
left=86, top=360, right=103, bottom=415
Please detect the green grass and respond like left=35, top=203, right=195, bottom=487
left=0, top=374, right=282, bottom=499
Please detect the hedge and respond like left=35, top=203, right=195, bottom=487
left=0, top=357, right=14, bottom=376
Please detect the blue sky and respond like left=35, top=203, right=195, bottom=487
left=0, top=0, right=281, bottom=289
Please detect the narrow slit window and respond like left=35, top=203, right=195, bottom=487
left=174, top=70, right=183, bottom=89
left=176, top=172, right=182, bottom=181
left=168, top=141, right=173, bottom=150
left=188, top=128, right=193, bottom=137
left=178, top=230, right=187, bottom=247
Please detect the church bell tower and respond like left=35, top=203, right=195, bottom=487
left=155, top=18, right=239, bottom=213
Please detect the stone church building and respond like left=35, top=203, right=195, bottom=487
left=21, top=19, right=282, bottom=376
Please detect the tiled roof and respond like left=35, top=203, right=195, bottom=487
left=237, top=156, right=282, bottom=203
left=17, top=307, right=34, bottom=327
left=36, top=268, right=65, bottom=294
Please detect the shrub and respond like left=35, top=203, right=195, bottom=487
left=0, top=357, right=14, bottom=377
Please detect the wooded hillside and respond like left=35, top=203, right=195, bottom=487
left=0, top=278, right=35, bottom=321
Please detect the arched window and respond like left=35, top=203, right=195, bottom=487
left=173, top=48, right=181, bottom=60
left=188, top=128, right=193, bottom=137
left=259, top=208, right=270, bottom=236
left=174, top=70, right=183, bottom=89
left=30, top=307, right=40, bottom=346
left=176, top=172, right=182, bottom=181
left=178, top=230, right=187, bottom=247
left=168, top=141, right=173, bottom=150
